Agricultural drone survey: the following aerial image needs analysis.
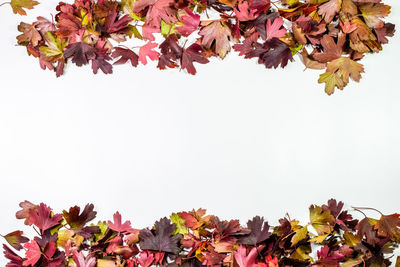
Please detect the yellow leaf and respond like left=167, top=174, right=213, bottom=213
left=10, top=0, right=39, bottom=15
left=291, top=226, right=308, bottom=246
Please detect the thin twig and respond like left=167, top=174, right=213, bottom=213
left=0, top=2, right=11, bottom=7
left=351, top=206, right=384, bottom=216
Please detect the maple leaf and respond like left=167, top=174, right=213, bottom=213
left=199, top=20, right=232, bottom=59
left=34, top=17, right=57, bottom=34
left=359, top=3, right=391, bottom=28
left=104, top=10, right=133, bottom=34
left=258, top=38, right=293, bottom=69
left=300, top=49, right=327, bottom=70
left=318, top=72, right=345, bottom=95
left=309, top=205, right=335, bottom=235
left=92, top=52, right=113, bottom=74
left=213, top=217, right=241, bottom=242
left=2, top=231, right=29, bottom=251
left=234, top=1, right=257, bottom=21
left=181, top=43, right=209, bottom=75
left=233, top=33, right=260, bottom=57
left=177, top=8, right=201, bottom=36
left=374, top=214, right=400, bottom=241
left=318, top=0, right=340, bottom=23
left=139, top=217, right=181, bottom=254
left=63, top=204, right=97, bottom=230
left=233, top=245, right=258, bottom=267
left=132, top=0, right=177, bottom=28
left=137, top=251, right=154, bottom=267
left=313, top=33, right=345, bottom=63
left=17, top=22, right=42, bottom=46
left=27, top=203, right=62, bottom=232
left=291, top=226, right=308, bottom=246
left=375, top=23, right=396, bottom=44
left=73, top=251, right=96, bottom=267
left=10, top=0, right=39, bottom=15
left=157, top=34, right=182, bottom=70
left=16, top=201, right=37, bottom=225
left=266, top=17, right=287, bottom=40
left=170, top=213, right=189, bottom=235
left=23, top=240, right=41, bottom=266
left=139, top=42, right=160, bottom=65
left=64, top=42, right=96, bottom=67
left=3, top=244, right=24, bottom=267
left=239, top=216, right=271, bottom=246
left=355, top=217, right=379, bottom=245
left=319, top=57, right=364, bottom=95
left=340, top=21, right=358, bottom=34
left=39, top=32, right=67, bottom=61
left=108, top=211, right=134, bottom=233
left=112, top=47, right=139, bottom=66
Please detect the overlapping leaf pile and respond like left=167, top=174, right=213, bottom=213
left=2, top=199, right=400, bottom=266
left=1, top=0, right=395, bottom=94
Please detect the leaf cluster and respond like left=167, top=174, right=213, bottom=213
left=2, top=199, right=400, bottom=266
left=5, top=0, right=395, bottom=94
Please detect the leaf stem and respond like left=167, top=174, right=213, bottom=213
left=351, top=206, right=384, bottom=216
left=0, top=2, right=11, bottom=7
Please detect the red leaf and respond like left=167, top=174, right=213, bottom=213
left=266, top=17, right=287, bottom=40
left=112, top=47, right=139, bottom=67
left=27, top=203, right=62, bottom=232
left=234, top=1, right=257, bottom=21
left=233, top=245, right=258, bottom=267
left=3, top=231, right=29, bottom=251
left=177, top=8, right=200, bottom=37
left=23, top=240, right=41, bottom=266
left=108, top=211, right=134, bottom=233
left=137, top=251, right=154, bottom=267
left=139, top=42, right=160, bottom=65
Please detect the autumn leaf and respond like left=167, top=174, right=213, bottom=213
left=233, top=245, right=258, bottom=267
left=139, top=42, right=160, bottom=65
left=23, top=240, right=41, bottom=266
left=39, top=32, right=67, bottom=61
left=355, top=217, right=379, bottom=245
left=199, top=20, right=232, bottom=59
left=170, top=213, right=189, bottom=235
left=234, top=1, right=257, bottom=21
left=312, top=33, right=345, bottom=63
left=319, top=57, right=364, bottom=95
left=318, top=0, right=341, bottom=23
left=132, top=0, right=177, bottom=28
left=2, top=231, right=29, bottom=251
left=239, top=216, right=271, bottom=246
left=73, top=251, right=97, bottom=267
left=139, top=217, right=181, bottom=254
left=137, top=251, right=155, bottom=267
left=291, top=226, right=308, bottom=246
left=108, top=211, right=134, bottom=233
left=181, top=43, right=209, bottom=75
left=112, top=47, right=139, bottom=66
left=27, top=203, right=62, bottom=232
left=177, top=8, right=200, bottom=36
left=359, top=3, right=391, bottom=28
left=3, top=244, right=24, bottom=266
left=64, top=42, right=97, bottom=67
left=374, top=214, right=400, bottom=241
left=259, top=38, right=293, bottom=69
left=309, top=205, right=335, bottom=235
left=266, top=17, right=287, bottom=40
left=63, top=204, right=97, bottom=231
left=17, top=22, right=41, bottom=46
left=10, top=0, right=39, bottom=15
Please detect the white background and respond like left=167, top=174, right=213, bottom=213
left=0, top=0, right=400, bottom=263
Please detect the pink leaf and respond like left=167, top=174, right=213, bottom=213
left=108, top=211, right=134, bottom=233
left=234, top=1, right=257, bottom=21
left=23, top=241, right=41, bottom=266
left=266, top=17, right=287, bottom=40
left=139, top=42, right=160, bottom=65
left=177, top=8, right=200, bottom=36
left=233, top=245, right=258, bottom=267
